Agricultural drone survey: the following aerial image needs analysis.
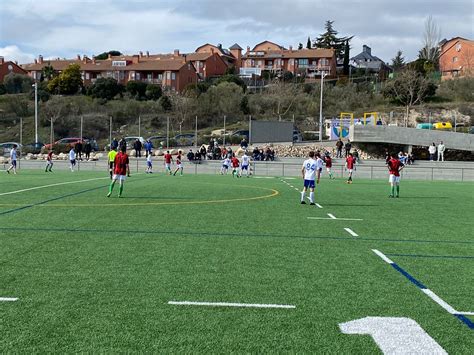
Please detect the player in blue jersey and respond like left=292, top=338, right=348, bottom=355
left=301, top=151, right=321, bottom=205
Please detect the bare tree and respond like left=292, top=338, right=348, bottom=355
left=42, top=96, right=70, bottom=146
left=419, top=15, right=441, bottom=63
left=266, top=78, right=300, bottom=120
left=169, top=92, right=196, bottom=134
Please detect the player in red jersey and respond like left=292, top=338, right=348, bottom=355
left=45, top=151, right=53, bottom=172
left=164, top=150, right=173, bottom=175
left=230, top=155, right=240, bottom=178
left=387, top=152, right=405, bottom=198
left=172, top=151, right=183, bottom=176
left=107, top=145, right=130, bottom=198
left=323, top=153, right=334, bottom=179
left=345, top=153, right=356, bottom=184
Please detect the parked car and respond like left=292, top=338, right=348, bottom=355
left=124, top=136, right=146, bottom=149
left=0, top=142, right=22, bottom=155
left=174, top=133, right=195, bottom=146
left=433, top=122, right=452, bottom=130
left=231, top=130, right=250, bottom=140
left=147, top=135, right=167, bottom=148
left=44, top=137, right=84, bottom=150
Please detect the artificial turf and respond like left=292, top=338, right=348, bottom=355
left=0, top=169, right=473, bottom=352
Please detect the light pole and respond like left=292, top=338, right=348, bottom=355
left=319, top=71, right=327, bottom=142
left=33, top=82, right=38, bottom=144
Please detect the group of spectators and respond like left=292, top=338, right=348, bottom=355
left=428, top=141, right=446, bottom=161
left=251, top=146, right=275, bottom=161
left=335, top=138, right=353, bottom=158
left=71, top=140, right=93, bottom=161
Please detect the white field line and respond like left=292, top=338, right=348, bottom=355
left=307, top=217, right=363, bottom=221
left=315, top=203, right=323, bottom=208
left=327, top=213, right=337, bottom=219
left=372, top=249, right=394, bottom=264
left=168, top=301, right=295, bottom=309
left=283, top=177, right=296, bottom=180
left=421, top=289, right=457, bottom=315
left=344, top=228, right=359, bottom=237
left=0, top=177, right=109, bottom=196
left=0, top=297, right=18, bottom=302
left=455, top=311, right=474, bottom=316
left=254, top=176, right=274, bottom=179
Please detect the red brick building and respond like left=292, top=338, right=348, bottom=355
left=185, top=51, right=228, bottom=79
left=439, top=37, right=474, bottom=80
left=241, top=40, right=337, bottom=79
left=0, top=56, right=28, bottom=82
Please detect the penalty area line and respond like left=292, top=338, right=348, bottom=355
left=168, top=301, right=295, bottom=309
left=344, top=228, right=358, bottom=237
left=0, top=297, right=18, bottom=302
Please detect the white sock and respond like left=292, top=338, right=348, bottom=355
left=310, top=192, right=314, bottom=203
left=301, top=191, right=305, bottom=201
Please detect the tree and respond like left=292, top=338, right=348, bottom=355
left=145, top=84, right=162, bottom=100
left=306, top=36, right=312, bottom=49
left=87, top=77, right=123, bottom=100
left=126, top=80, right=147, bottom=99
left=47, top=64, right=83, bottom=95
left=41, top=65, right=56, bottom=81
left=343, top=40, right=350, bottom=75
left=158, top=95, right=172, bottom=111
left=7, top=95, right=31, bottom=118
left=240, top=95, right=250, bottom=115
left=265, top=78, right=300, bottom=120
left=298, top=43, right=303, bottom=50
left=382, top=69, right=436, bottom=126
left=313, top=20, right=353, bottom=61
left=215, top=74, right=247, bottom=92
left=419, top=16, right=441, bottom=62
left=3, top=73, right=34, bottom=94
left=169, top=91, right=196, bottom=132
left=95, top=50, right=122, bottom=60
left=391, top=50, right=405, bottom=72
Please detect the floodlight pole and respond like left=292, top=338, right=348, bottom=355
left=20, top=117, right=23, bottom=146
left=319, top=72, right=327, bottom=142
left=195, top=116, right=198, bottom=148
left=33, top=82, right=38, bottom=144
left=109, top=116, right=112, bottom=149
left=223, top=115, right=226, bottom=146
left=138, top=115, right=141, bottom=137
left=166, top=116, right=170, bottom=148
left=80, top=116, right=83, bottom=142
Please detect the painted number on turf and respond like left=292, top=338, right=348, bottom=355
left=339, top=317, right=447, bottom=354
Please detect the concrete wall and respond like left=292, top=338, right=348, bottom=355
left=350, top=125, right=474, bottom=152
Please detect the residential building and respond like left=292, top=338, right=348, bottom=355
left=439, top=37, right=474, bottom=80
left=22, top=53, right=198, bottom=92
left=241, top=40, right=336, bottom=79
left=0, top=56, right=28, bottom=82
left=350, top=45, right=392, bottom=79
left=195, top=43, right=239, bottom=68
left=185, top=51, right=228, bottom=79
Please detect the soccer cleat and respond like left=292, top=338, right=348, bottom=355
left=6, top=170, right=10, bottom=174
left=118, top=194, right=122, bottom=198
left=395, top=195, right=399, bottom=198
left=310, top=202, right=315, bottom=206
left=389, top=195, right=394, bottom=198
left=107, top=192, right=111, bottom=198
left=301, top=201, right=306, bottom=204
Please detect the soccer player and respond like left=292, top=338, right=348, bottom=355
left=107, top=147, right=117, bottom=179
left=324, top=153, right=334, bottom=179
left=230, top=155, right=240, bottom=178
left=69, top=147, right=76, bottom=172
left=146, top=153, right=153, bottom=174
left=387, top=152, right=404, bottom=198
left=45, top=150, right=53, bottom=172
left=6, top=145, right=17, bottom=174
left=173, top=152, right=183, bottom=176
left=107, top=145, right=130, bottom=198
left=301, top=151, right=320, bottom=205
left=315, top=152, right=324, bottom=179
left=239, top=151, right=251, bottom=177
left=221, top=156, right=230, bottom=175
left=164, top=150, right=173, bottom=175
left=345, top=152, right=356, bottom=184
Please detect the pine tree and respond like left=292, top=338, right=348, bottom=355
left=391, top=50, right=405, bottom=72
left=306, top=36, right=311, bottom=49
left=343, top=40, right=350, bottom=75
left=313, top=20, right=353, bottom=61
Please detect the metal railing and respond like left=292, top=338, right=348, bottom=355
left=4, top=159, right=474, bottom=182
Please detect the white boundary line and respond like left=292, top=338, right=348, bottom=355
left=421, top=289, right=457, bottom=315
left=168, top=301, right=295, bottom=309
left=0, top=177, right=109, bottom=196
left=456, top=311, right=474, bottom=316
left=315, top=203, right=323, bottom=209
left=0, top=297, right=18, bottom=302
left=344, top=228, right=358, bottom=237
left=307, top=217, right=364, bottom=221
left=327, top=213, right=337, bottom=219
left=372, top=249, right=394, bottom=264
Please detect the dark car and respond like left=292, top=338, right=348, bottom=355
left=147, top=135, right=167, bottom=148
left=174, top=133, right=195, bottom=146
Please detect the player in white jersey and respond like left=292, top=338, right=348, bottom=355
left=221, top=157, right=230, bottom=175
left=301, top=151, right=320, bottom=205
left=315, top=152, right=324, bottom=176
left=239, top=152, right=251, bottom=177
left=69, top=147, right=76, bottom=172
left=146, top=153, right=153, bottom=173
left=6, top=145, right=18, bottom=174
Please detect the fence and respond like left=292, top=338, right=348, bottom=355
left=4, top=159, right=474, bottom=182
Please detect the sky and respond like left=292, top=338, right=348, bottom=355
left=0, top=0, right=473, bottom=65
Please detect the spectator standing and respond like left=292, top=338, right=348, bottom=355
left=84, top=141, right=92, bottom=160
left=187, top=149, right=195, bottom=162
left=144, top=140, right=152, bottom=157
left=437, top=141, right=445, bottom=162
left=133, top=139, right=142, bottom=158
left=76, top=141, right=83, bottom=160
left=200, top=145, right=207, bottom=160
left=240, top=138, right=248, bottom=150
left=336, top=139, right=343, bottom=158
left=344, top=140, right=352, bottom=157
left=118, top=137, right=126, bottom=151
left=111, top=138, right=119, bottom=150
left=428, top=143, right=436, bottom=161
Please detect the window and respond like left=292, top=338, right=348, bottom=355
left=455, top=43, right=462, bottom=52
left=158, top=74, right=163, bottom=80
left=166, top=72, right=171, bottom=80
left=171, top=72, right=176, bottom=80
left=85, top=73, right=90, bottom=80
left=147, top=73, right=152, bottom=80
left=136, top=73, right=141, bottom=80
left=453, top=56, right=458, bottom=63
left=298, top=58, right=309, bottom=66
left=289, top=59, right=294, bottom=65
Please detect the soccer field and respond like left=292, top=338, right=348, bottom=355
left=0, top=170, right=473, bottom=352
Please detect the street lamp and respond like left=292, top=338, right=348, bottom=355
left=319, top=71, right=327, bottom=142
left=32, top=82, right=38, bottom=144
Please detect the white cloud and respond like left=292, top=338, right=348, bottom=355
left=0, top=45, right=35, bottom=64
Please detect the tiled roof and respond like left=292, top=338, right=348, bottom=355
left=229, top=43, right=243, bottom=50
left=185, top=52, right=213, bottom=61
left=242, top=48, right=335, bottom=59
left=127, top=59, right=187, bottom=71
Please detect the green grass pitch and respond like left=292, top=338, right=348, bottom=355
left=0, top=170, right=473, bottom=352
